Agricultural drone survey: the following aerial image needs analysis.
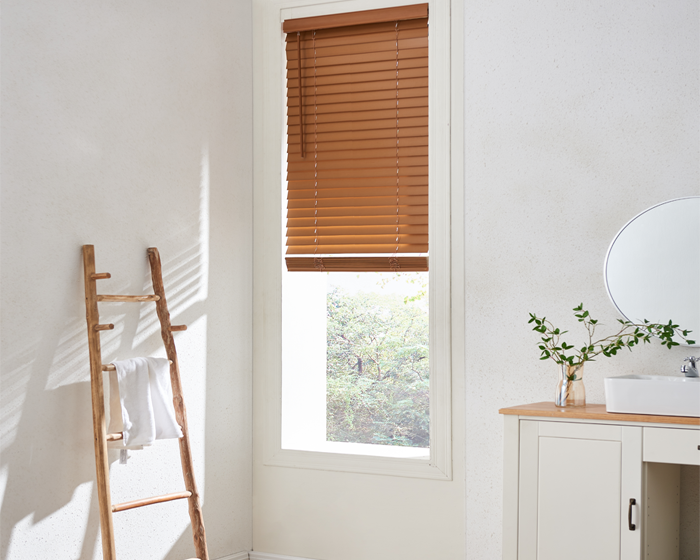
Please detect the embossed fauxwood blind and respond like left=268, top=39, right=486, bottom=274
left=283, top=4, right=429, bottom=272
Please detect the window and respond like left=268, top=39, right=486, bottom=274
left=282, top=5, right=431, bottom=455
left=253, top=0, right=459, bottom=479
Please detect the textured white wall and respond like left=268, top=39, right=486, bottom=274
left=464, top=0, right=699, bottom=557
left=0, top=2, right=252, bottom=559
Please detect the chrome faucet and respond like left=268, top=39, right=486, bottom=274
left=681, top=356, right=699, bottom=377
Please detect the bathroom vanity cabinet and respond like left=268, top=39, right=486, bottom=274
left=500, top=403, right=700, bottom=560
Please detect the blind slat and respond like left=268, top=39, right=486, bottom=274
left=287, top=88, right=428, bottom=107
left=288, top=177, right=427, bottom=191
left=286, top=27, right=426, bottom=51
left=286, top=47, right=427, bottom=71
left=288, top=136, right=427, bottom=154
left=288, top=36, right=427, bottom=60
left=287, top=96, right=427, bottom=116
left=287, top=67, right=427, bottom=90
left=288, top=195, right=428, bottom=209
left=288, top=223, right=428, bottom=235
left=287, top=77, right=428, bottom=98
left=288, top=57, right=427, bottom=80
left=287, top=232, right=428, bottom=245
left=287, top=206, right=428, bottom=218
left=288, top=127, right=428, bottom=146
left=288, top=146, right=428, bottom=162
left=289, top=186, right=427, bottom=198
left=288, top=166, right=428, bottom=180
left=287, top=117, right=428, bottom=136
left=289, top=107, right=428, bottom=126
left=294, top=156, right=428, bottom=172
left=287, top=156, right=428, bottom=171
left=288, top=214, right=427, bottom=227
left=286, top=244, right=428, bottom=255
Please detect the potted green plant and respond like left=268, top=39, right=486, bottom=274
left=528, top=304, right=695, bottom=407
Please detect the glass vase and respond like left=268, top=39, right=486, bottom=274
left=555, top=363, right=586, bottom=407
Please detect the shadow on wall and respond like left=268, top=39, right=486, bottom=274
left=0, top=152, right=212, bottom=559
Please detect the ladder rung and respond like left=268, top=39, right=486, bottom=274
left=101, top=360, right=173, bottom=371
left=97, top=294, right=160, bottom=302
left=90, top=272, right=111, bottom=280
left=171, top=325, right=187, bottom=332
left=112, top=491, right=192, bottom=513
left=94, top=324, right=114, bottom=332
left=106, top=432, right=123, bottom=441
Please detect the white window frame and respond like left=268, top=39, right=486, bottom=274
left=253, top=0, right=463, bottom=479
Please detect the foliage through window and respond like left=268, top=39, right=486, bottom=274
left=325, top=272, right=429, bottom=447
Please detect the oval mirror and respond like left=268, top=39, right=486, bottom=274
left=604, top=196, right=700, bottom=346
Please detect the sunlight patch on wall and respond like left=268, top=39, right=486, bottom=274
left=4, top=481, right=93, bottom=560
left=198, top=143, right=210, bottom=301
left=132, top=144, right=210, bottom=347
left=132, top=244, right=206, bottom=348
left=44, top=318, right=128, bottom=391
left=0, top=344, right=39, bottom=453
left=0, top=463, right=8, bottom=508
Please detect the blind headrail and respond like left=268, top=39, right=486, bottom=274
left=282, top=3, right=428, bottom=33
left=286, top=255, right=428, bottom=272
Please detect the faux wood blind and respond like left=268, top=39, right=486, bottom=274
left=283, top=4, right=429, bottom=272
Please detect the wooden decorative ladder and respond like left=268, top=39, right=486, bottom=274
left=82, top=244, right=208, bottom=560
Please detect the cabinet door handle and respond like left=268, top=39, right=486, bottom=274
left=628, top=498, right=636, bottom=531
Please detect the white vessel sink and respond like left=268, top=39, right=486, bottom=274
left=605, top=375, right=700, bottom=418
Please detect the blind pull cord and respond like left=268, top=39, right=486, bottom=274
left=391, top=20, right=400, bottom=272
left=297, top=31, right=305, bottom=158
left=312, top=30, right=323, bottom=272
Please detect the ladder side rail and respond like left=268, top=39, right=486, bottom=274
left=82, top=245, right=117, bottom=560
left=147, top=247, right=209, bottom=560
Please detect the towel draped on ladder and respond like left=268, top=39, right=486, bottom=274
left=107, top=357, right=183, bottom=448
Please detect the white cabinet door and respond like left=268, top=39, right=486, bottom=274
left=518, top=421, right=642, bottom=560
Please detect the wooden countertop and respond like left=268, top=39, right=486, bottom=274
left=499, top=402, right=700, bottom=426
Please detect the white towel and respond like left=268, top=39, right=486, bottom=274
left=107, top=357, right=183, bottom=449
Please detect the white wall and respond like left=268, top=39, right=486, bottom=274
left=0, top=2, right=252, bottom=559
left=464, top=0, right=699, bottom=558
left=3, top=0, right=698, bottom=559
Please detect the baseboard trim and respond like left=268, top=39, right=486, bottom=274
left=249, top=552, right=317, bottom=560
left=216, top=552, right=250, bottom=560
